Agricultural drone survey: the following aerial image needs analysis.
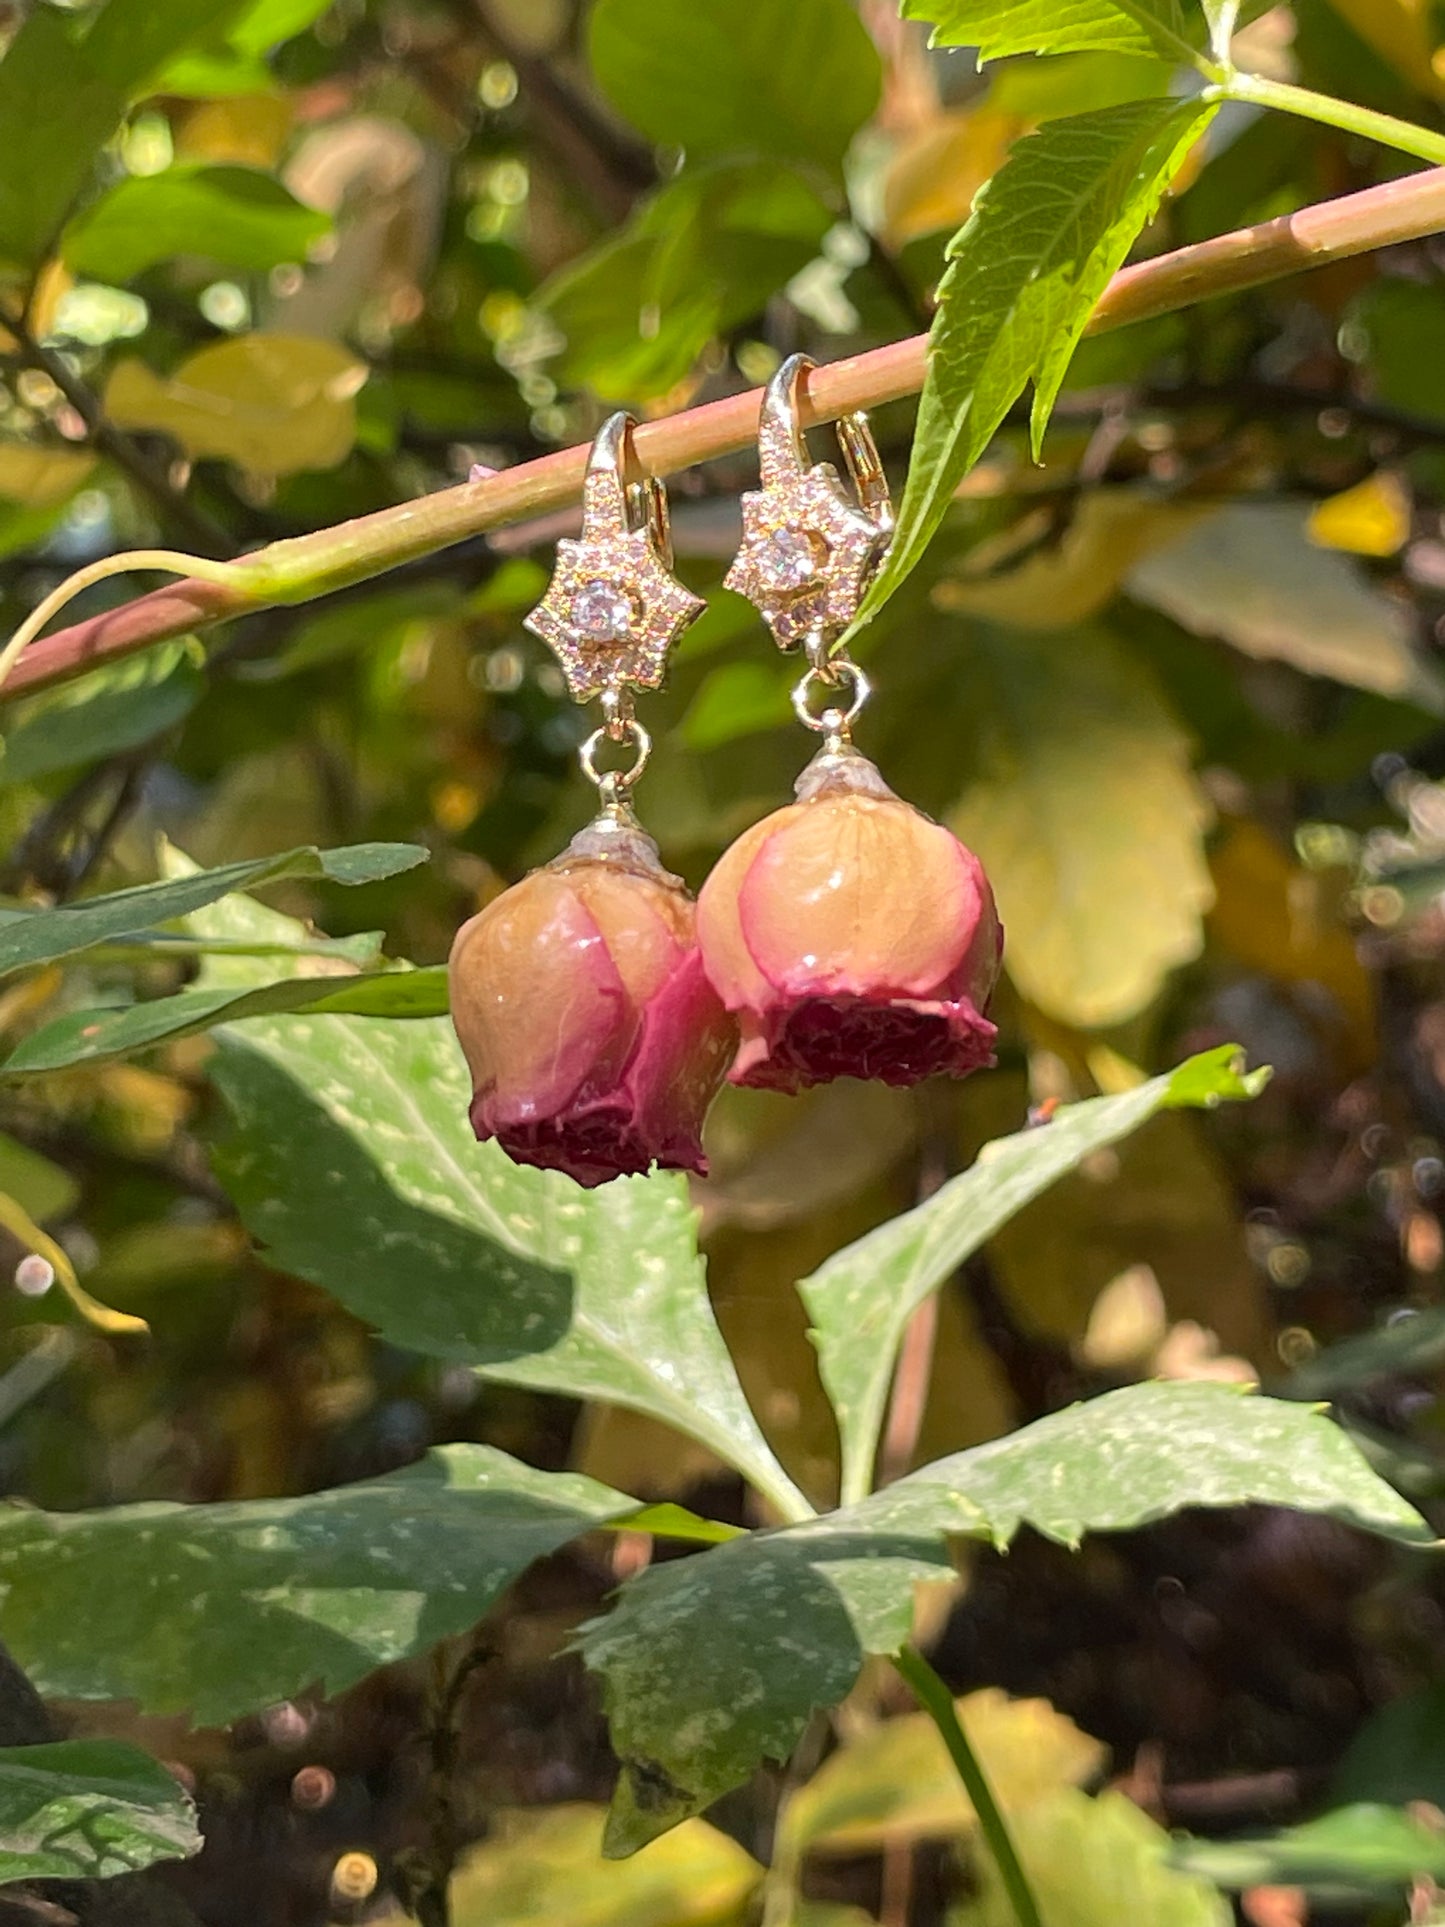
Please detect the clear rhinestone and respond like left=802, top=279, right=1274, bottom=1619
left=757, top=528, right=820, bottom=593
left=570, top=579, right=634, bottom=642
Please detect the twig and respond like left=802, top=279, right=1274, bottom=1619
left=396, top=1638, right=496, bottom=1927
left=4, top=317, right=237, bottom=559
left=894, top=1646, right=1043, bottom=1927
left=9, top=164, right=1445, bottom=700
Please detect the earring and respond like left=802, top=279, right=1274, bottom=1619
left=697, top=355, right=1005, bottom=1093
left=449, top=414, right=734, bottom=1189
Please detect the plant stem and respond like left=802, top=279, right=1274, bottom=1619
left=893, top=1646, right=1043, bottom=1927
left=10, top=165, right=1445, bottom=700
left=1220, top=71, right=1445, bottom=169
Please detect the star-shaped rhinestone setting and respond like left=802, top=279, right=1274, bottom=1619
left=525, top=467, right=705, bottom=700
left=726, top=463, right=889, bottom=650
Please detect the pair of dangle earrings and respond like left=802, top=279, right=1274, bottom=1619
left=448, top=356, right=1004, bottom=1190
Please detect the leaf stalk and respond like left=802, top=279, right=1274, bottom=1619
left=893, top=1645, right=1043, bottom=1927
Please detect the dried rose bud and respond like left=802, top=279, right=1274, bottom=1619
left=449, top=817, right=735, bottom=1188
left=696, top=747, right=1002, bottom=1092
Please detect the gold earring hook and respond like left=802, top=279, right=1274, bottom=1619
left=727, top=353, right=893, bottom=653
left=757, top=355, right=893, bottom=534
left=524, top=413, right=704, bottom=705
left=587, top=412, right=675, bottom=569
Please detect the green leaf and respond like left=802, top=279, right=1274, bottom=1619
left=852, top=97, right=1215, bottom=634
left=0, top=1738, right=199, bottom=1883
left=4, top=966, right=449, bottom=1077
left=0, top=1445, right=628, bottom=1723
left=588, top=0, right=881, bottom=168
left=583, top=1383, right=1427, bottom=1852
left=803, top=1046, right=1265, bottom=1504
left=543, top=161, right=832, bottom=403
left=0, top=644, right=204, bottom=789
left=1170, top=1803, right=1445, bottom=1895
left=208, top=1010, right=810, bottom=1522
left=0, top=842, right=426, bottom=977
left=0, top=1131, right=79, bottom=1222
left=0, top=0, right=250, bottom=267
left=942, top=622, right=1214, bottom=1028
left=1331, top=1683, right=1445, bottom=1811
left=956, top=1788, right=1230, bottom=1927
left=62, top=164, right=329, bottom=284
left=900, top=0, right=1198, bottom=62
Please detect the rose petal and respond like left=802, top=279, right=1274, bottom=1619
left=738, top=793, right=982, bottom=999
left=450, top=872, right=633, bottom=1124
left=568, top=861, right=691, bottom=1012
left=621, top=946, right=734, bottom=1169
left=695, top=811, right=780, bottom=1014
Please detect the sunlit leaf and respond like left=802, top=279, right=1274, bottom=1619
left=450, top=1804, right=760, bottom=1927
left=781, top=1689, right=1105, bottom=1857
left=1170, top=1803, right=1445, bottom=1895
left=931, top=489, right=1202, bottom=630
left=105, top=333, right=367, bottom=476
left=802, top=1046, right=1264, bottom=1505
left=854, top=97, right=1214, bottom=631
left=0, top=1739, right=199, bottom=1883
left=0, top=1446, right=629, bottom=1722
left=956, top=1788, right=1230, bottom=1926
left=1127, top=500, right=1445, bottom=708
left=208, top=1000, right=809, bottom=1521
left=0, top=842, right=426, bottom=977
left=0, top=0, right=250, bottom=265
left=943, top=621, right=1213, bottom=1027
left=900, top=0, right=1197, bottom=60
left=62, top=164, right=329, bottom=283
left=0, top=442, right=97, bottom=509
left=582, top=1383, right=1427, bottom=1853
left=3, top=967, right=448, bottom=1077
left=543, top=161, right=831, bottom=402
left=589, top=0, right=881, bottom=168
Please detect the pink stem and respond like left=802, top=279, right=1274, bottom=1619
left=10, top=165, right=1445, bottom=701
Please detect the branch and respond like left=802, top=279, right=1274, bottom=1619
left=6, top=318, right=237, bottom=560
left=9, top=165, right=1445, bottom=702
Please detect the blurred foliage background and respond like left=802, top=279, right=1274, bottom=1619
left=10, top=0, right=1445, bottom=1922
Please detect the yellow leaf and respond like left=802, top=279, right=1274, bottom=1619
left=449, top=1804, right=759, bottom=1927
left=1323, top=0, right=1442, bottom=99
left=943, top=622, right=1213, bottom=1028
left=104, top=333, right=366, bottom=476
left=934, top=489, right=1204, bottom=631
left=1207, top=817, right=1376, bottom=1074
left=177, top=92, right=294, bottom=168
left=956, top=1787, right=1231, bottom=1927
left=0, top=261, right=70, bottom=351
left=782, top=1690, right=1106, bottom=1859
left=1080, top=1263, right=1168, bottom=1371
left=1308, top=470, right=1411, bottom=558
left=0, top=442, right=96, bottom=508
left=881, top=109, right=1020, bottom=249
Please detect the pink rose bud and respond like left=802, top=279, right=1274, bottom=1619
left=449, top=818, right=735, bottom=1188
left=696, top=746, right=1003, bottom=1092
